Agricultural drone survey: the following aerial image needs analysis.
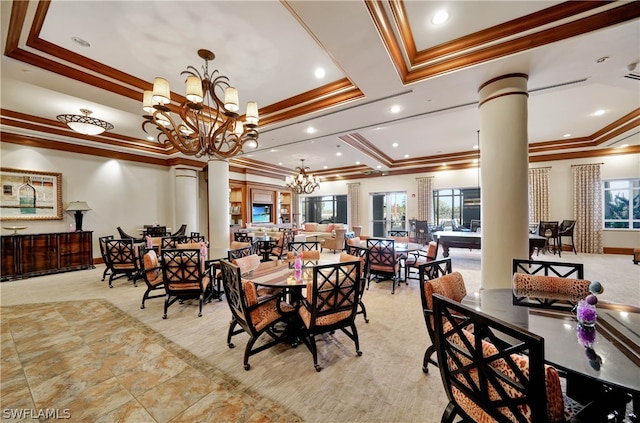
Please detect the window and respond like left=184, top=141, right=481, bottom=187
left=433, top=188, right=480, bottom=228
left=604, top=178, right=640, bottom=229
left=301, top=195, right=347, bottom=223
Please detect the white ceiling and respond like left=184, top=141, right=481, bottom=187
left=1, top=1, right=639, bottom=179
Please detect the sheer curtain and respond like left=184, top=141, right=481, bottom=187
left=572, top=164, right=603, bottom=253
left=347, top=182, right=361, bottom=227
left=416, top=177, right=434, bottom=222
left=528, top=168, right=550, bottom=224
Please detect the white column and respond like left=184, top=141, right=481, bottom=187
left=478, top=74, right=530, bottom=289
left=173, top=167, right=198, bottom=235
left=208, top=159, right=230, bottom=249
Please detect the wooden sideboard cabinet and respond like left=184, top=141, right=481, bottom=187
left=1, top=231, right=93, bottom=281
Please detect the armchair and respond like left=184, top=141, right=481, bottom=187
left=105, top=238, right=142, bottom=288
left=297, top=261, right=362, bottom=371
left=537, top=221, right=561, bottom=256
left=404, top=241, right=438, bottom=280
left=137, top=245, right=165, bottom=309
left=145, top=226, right=169, bottom=237
left=432, top=294, right=591, bottom=422
left=270, top=229, right=295, bottom=260
left=219, top=260, right=295, bottom=370
left=366, top=238, right=401, bottom=294
left=161, top=248, right=211, bottom=319
left=558, top=219, right=577, bottom=254
left=98, top=235, right=114, bottom=281
left=171, top=224, right=187, bottom=237
left=287, top=241, right=321, bottom=268
left=116, top=226, right=144, bottom=243
left=322, top=228, right=347, bottom=253
left=344, top=245, right=370, bottom=323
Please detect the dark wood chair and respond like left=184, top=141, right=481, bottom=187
left=366, top=238, right=401, bottom=294
left=145, top=225, right=169, bottom=237
left=344, top=245, right=370, bottom=323
left=98, top=235, right=114, bottom=281
left=219, top=260, right=295, bottom=370
left=270, top=229, right=295, bottom=259
left=171, top=224, right=187, bottom=237
left=414, top=220, right=431, bottom=245
left=537, top=220, right=561, bottom=256
left=137, top=244, right=165, bottom=309
left=160, top=236, right=182, bottom=252
left=105, top=238, right=142, bottom=288
left=234, top=232, right=253, bottom=243
left=181, top=235, right=205, bottom=243
left=432, top=294, right=593, bottom=422
left=512, top=259, right=590, bottom=311
left=287, top=241, right=321, bottom=268
left=418, top=259, right=466, bottom=374
left=228, top=244, right=258, bottom=261
left=469, top=219, right=481, bottom=233
left=160, top=248, right=211, bottom=319
left=296, top=260, right=362, bottom=371
left=558, top=219, right=577, bottom=254
left=404, top=240, right=438, bottom=280
left=116, top=226, right=144, bottom=243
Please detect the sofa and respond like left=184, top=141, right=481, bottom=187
left=299, top=222, right=347, bottom=242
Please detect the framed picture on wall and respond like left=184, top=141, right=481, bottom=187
left=0, top=168, right=63, bottom=220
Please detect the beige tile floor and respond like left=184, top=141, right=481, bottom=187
left=1, top=249, right=638, bottom=422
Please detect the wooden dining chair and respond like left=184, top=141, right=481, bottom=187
left=105, top=238, right=142, bottom=288
left=137, top=244, right=165, bottom=309
left=287, top=241, right=321, bottom=268
left=344, top=245, right=370, bottom=323
left=432, top=294, right=593, bottom=423
left=270, top=229, right=295, bottom=260
left=98, top=235, right=114, bottom=281
left=404, top=240, right=438, bottom=280
left=418, top=259, right=465, bottom=374
left=171, top=224, right=187, bottom=237
left=558, top=219, right=577, bottom=254
left=366, top=238, right=401, bottom=294
left=297, top=260, right=362, bottom=371
left=219, top=260, right=295, bottom=370
left=161, top=248, right=211, bottom=319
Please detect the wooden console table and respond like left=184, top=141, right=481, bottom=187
left=1, top=231, right=94, bottom=281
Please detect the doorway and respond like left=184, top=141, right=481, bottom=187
left=370, top=191, right=406, bottom=237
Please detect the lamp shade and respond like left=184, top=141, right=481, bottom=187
left=65, top=201, right=92, bottom=211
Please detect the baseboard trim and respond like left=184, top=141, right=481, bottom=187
left=603, top=247, right=635, bottom=255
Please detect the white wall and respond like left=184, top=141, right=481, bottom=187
left=1, top=143, right=173, bottom=257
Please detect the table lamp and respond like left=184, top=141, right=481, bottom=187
left=65, top=201, right=91, bottom=231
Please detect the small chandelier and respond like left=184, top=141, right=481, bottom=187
left=57, top=109, right=114, bottom=135
left=285, top=159, right=320, bottom=194
left=142, top=48, right=259, bottom=159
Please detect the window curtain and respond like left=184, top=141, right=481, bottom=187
left=572, top=164, right=603, bottom=254
left=528, top=168, right=550, bottom=224
left=291, top=193, right=300, bottom=227
left=416, top=176, right=434, bottom=223
left=347, top=182, right=360, bottom=227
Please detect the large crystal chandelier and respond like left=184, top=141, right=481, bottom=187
left=142, top=49, right=259, bottom=159
left=285, top=159, right=320, bottom=194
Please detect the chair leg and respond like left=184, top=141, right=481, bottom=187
left=423, top=344, right=436, bottom=373
left=309, top=334, right=320, bottom=372
left=162, top=295, right=169, bottom=319
left=198, top=294, right=203, bottom=317
left=243, top=336, right=258, bottom=370
left=358, top=301, right=369, bottom=323
left=441, top=402, right=458, bottom=423
left=227, top=319, right=238, bottom=348
left=140, top=289, right=149, bottom=309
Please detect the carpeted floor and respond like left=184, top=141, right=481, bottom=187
left=1, top=249, right=638, bottom=422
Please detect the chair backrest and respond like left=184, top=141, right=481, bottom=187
left=512, top=259, right=588, bottom=310
left=190, top=232, right=200, bottom=237
left=388, top=230, right=408, bottom=237
left=288, top=241, right=321, bottom=253
left=346, top=236, right=361, bottom=247
left=98, top=235, right=114, bottom=265
left=172, top=224, right=187, bottom=237
left=161, top=248, right=205, bottom=291
left=418, top=257, right=452, bottom=281
left=234, top=232, right=253, bottom=243
left=230, top=241, right=251, bottom=250
left=420, top=270, right=467, bottom=339
left=219, top=260, right=255, bottom=332
left=469, top=219, right=481, bottom=233
left=538, top=221, right=559, bottom=237
left=146, top=226, right=168, bottom=237
left=228, top=244, right=258, bottom=261
left=279, top=229, right=295, bottom=250
left=161, top=236, right=183, bottom=251
left=344, top=245, right=370, bottom=280
left=366, top=238, right=396, bottom=269
left=305, top=261, right=361, bottom=330
left=182, top=235, right=205, bottom=243
left=425, top=241, right=438, bottom=260
left=116, top=226, right=139, bottom=241
left=559, top=219, right=576, bottom=234
left=138, top=244, right=162, bottom=284
left=432, top=294, right=563, bottom=423
left=105, top=238, right=137, bottom=268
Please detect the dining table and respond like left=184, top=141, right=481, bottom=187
left=463, top=289, right=640, bottom=420
left=253, top=236, right=279, bottom=262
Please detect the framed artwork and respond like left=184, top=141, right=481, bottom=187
left=0, top=168, right=63, bottom=220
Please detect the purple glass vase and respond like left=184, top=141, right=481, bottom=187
left=576, top=300, right=597, bottom=327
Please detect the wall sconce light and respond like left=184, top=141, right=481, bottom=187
left=65, top=201, right=92, bottom=231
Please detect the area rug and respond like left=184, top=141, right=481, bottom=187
left=0, top=299, right=302, bottom=422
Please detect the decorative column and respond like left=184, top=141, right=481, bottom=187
left=478, top=74, right=529, bottom=289
left=208, top=159, right=230, bottom=249
left=173, top=166, right=198, bottom=235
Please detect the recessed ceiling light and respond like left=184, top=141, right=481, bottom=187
left=390, top=105, right=401, bottom=114
left=376, top=165, right=381, bottom=169
left=278, top=162, right=283, bottom=165
left=593, top=109, right=605, bottom=116
left=336, top=152, right=342, bottom=156
left=618, top=144, right=629, bottom=148
left=324, top=165, right=328, bottom=169
left=431, top=10, right=449, bottom=25
left=314, top=68, right=325, bottom=79
left=596, top=56, right=609, bottom=63
left=306, top=127, right=317, bottom=134
left=147, top=136, right=154, bottom=141
left=442, top=163, right=447, bottom=167
left=472, top=145, right=479, bottom=149
left=355, top=161, right=360, bottom=165
left=473, top=159, right=479, bottom=164
left=392, top=142, right=398, bottom=148
left=563, top=133, right=571, bottom=138
left=270, top=149, right=277, bottom=152
left=404, top=154, right=409, bottom=158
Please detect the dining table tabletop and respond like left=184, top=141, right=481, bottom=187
left=462, top=289, right=640, bottom=398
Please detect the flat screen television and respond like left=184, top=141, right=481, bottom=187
left=252, top=204, right=271, bottom=223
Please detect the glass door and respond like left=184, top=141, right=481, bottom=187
left=370, top=191, right=406, bottom=237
